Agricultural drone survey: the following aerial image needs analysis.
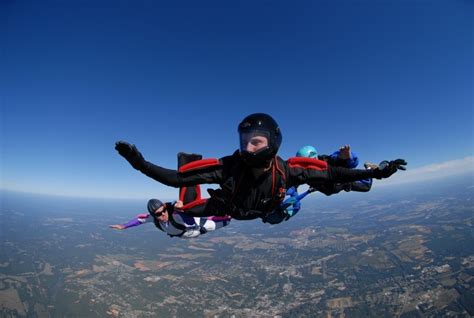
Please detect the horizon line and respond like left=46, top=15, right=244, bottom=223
left=1, top=156, right=473, bottom=201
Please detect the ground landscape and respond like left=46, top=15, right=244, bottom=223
left=1, top=176, right=473, bottom=317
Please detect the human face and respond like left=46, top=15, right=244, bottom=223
left=244, top=135, right=268, bottom=153
left=154, top=206, right=168, bottom=222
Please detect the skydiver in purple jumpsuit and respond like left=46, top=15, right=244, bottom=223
left=109, top=199, right=231, bottom=238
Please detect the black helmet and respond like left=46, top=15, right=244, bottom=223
left=238, top=113, right=282, bottom=166
left=147, top=199, right=164, bottom=215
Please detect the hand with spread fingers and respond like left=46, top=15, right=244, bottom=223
left=373, top=159, right=408, bottom=179
left=115, top=141, right=145, bottom=170
left=338, top=145, right=352, bottom=160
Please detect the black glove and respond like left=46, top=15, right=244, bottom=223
left=373, top=159, right=407, bottom=179
left=115, top=141, right=145, bottom=170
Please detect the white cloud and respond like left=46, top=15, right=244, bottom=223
left=377, top=156, right=474, bottom=186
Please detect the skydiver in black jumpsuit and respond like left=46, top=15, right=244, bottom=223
left=115, top=113, right=406, bottom=221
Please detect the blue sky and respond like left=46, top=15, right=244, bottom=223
left=2, top=0, right=473, bottom=200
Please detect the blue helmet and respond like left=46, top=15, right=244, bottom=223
left=296, top=145, right=318, bottom=159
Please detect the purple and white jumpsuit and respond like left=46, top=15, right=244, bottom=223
left=120, top=212, right=231, bottom=239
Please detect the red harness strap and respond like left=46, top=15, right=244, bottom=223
left=273, top=157, right=287, bottom=202
left=178, top=158, right=221, bottom=173
left=179, top=187, right=187, bottom=202
left=287, top=157, right=328, bottom=171
left=181, top=198, right=208, bottom=211
left=179, top=186, right=202, bottom=203
left=274, top=156, right=287, bottom=181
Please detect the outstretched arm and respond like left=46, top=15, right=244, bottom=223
left=109, top=215, right=151, bottom=230
left=328, top=145, right=359, bottom=168
left=115, top=141, right=224, bottom=187
left=287, top=157, right=407, bottom=186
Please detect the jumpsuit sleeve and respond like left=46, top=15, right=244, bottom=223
left=122, top=215, right=151, bottom=229
left=135, top=157, right=226, bottom=187
left=328, top=150, right=359, bottom=168
left=122, top=218, right=142, bottom=229
left=286, top=158, right=376, bottom=187
left=203, top=216, right=232, bottom=231
left=315, top=181, right=371, bottom=196
left=328, top=166, right=375, bottom=183
left=348, top=179, right=373, bottom=192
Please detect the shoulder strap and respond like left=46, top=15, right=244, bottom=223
left=166, top=212, right=188, bottom=237
left=152, top=218, right=165, bottom=232
left=273, top=156, right=287, bottom=199
left=168, top=212, right=188, bottom=232
left=260, top=157, right=287, bottom=215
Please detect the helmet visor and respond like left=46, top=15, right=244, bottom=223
left=239, top=130, right=270, bottom=154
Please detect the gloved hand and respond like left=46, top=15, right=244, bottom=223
left=115, top=141, right=145, bottom=170
left=373, top=159, right=407, bottom=179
